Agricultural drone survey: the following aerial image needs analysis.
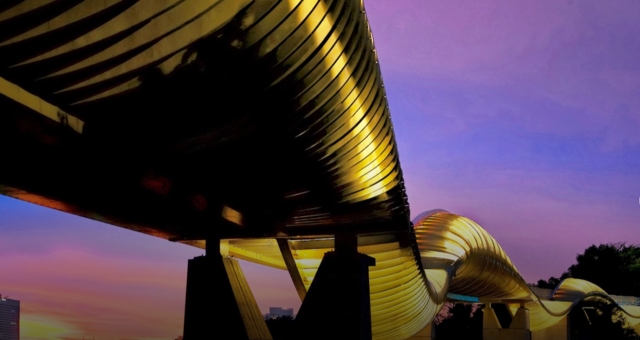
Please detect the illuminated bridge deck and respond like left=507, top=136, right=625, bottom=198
left=1, top=2, right=637, bottom=339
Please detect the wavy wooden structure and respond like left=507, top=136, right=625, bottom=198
left=2, top=2, right=637, bottom=339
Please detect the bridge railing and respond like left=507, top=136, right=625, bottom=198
left=528, top=286, right=553, bottom=300
left=610, top=294, right=640, bottom=306
left=527, top=285, right=640, bottom=305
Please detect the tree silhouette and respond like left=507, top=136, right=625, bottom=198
left=266, top=315, right=295, bottom=340
left=536, top=243, right=640, bottom=296
left=565, top=243, right=640, bottom=296
left=569, top=297, right=640, bottom=340
left=536, top=275, right=567, bottom=289
left=435, top=303, right=482, bottom=340
left=536, top=242, right=640, bottom=339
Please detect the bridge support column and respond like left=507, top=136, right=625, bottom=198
left=483, top=303, right=531, bottom=340
left=295, top=233, right=376, bottom=339
left=501, top=304, right=531, bottom=340
left=408, top=321, right=436, bottom=339
left=531, top=315, right=567, bottom=340
left=483, top=303, right=502, bottom=340
left=183, top=239, right=272, bottom=340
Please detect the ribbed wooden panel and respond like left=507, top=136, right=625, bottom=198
left=224, top=257, right=273, bottom=340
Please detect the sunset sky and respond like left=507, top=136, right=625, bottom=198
left=2, top=1, right=640, bottom=339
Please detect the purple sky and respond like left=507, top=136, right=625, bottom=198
left=367, top=0, right=640, bottom=283
left=1, top=1, right=639, bottom=338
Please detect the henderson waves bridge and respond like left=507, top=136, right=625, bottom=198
left=0, top=1, right=638, bottom=339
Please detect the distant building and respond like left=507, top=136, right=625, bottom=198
left=0, top=294, right=19, bottom=340
left=265, top=307, right=294, bottom=320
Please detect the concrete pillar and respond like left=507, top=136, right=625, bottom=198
left=483, top=304, right=502, bottom=340
left=531, top=315, right=568, bottom=340
left=183, top=240, right=272, bottom=340
left=408, top=321, right=436, bottom=339
left=501, top=305, right=531, bottom=340
left=509, top=305, right=530, bottom=330
left=295, top=233, right=376, bottom=340
left=483, top=303, right=532, bottom=340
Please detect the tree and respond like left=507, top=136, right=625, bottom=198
left=535, top=243, right=640, bottom=296
left=265, top=315, right=295, bottom=340
left=536, top=275, right=567, bottom=289
left=565, top=243, right=640, bottom=296
left=435, top=303, right=482, bottom=340
left=569, top=297, right=640, bottom=340
left=536, top=243, right=640, bottom=339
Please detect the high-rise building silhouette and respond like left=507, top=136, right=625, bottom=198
left=265, top=307, right=294, bottom=320
left=0, top=294, right=19, bottom=340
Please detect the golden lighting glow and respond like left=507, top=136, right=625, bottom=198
left=2, top=0, right=409, bottom=233
left=240, top=0, right=402, bottom=204
left=414, top=211, right=529, bottom=300
left=230, top=233, right=442, bottom=340
left=21, top=314, right=83, bottom=339
left=2, top=0, right=252, bottom=105
left=414, top=210, right=640, bottom=332
left=201, top=209, right=640, bottom=338
left=6, top=1, right=640, bottom=338
left=0, top=76, right=84, bottom=133
left=222, top=205, right=243, bottom=226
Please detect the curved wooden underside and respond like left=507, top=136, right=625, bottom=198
left=4, top=3, right=637, bottom=339
left=0, top=0, right=409, bottom=241
left=229, top=209, right=640, bottom=338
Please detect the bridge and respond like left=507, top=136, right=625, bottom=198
left=413, top=210, right=640, bottom=340
left=0, top=1, right=637, bottom=339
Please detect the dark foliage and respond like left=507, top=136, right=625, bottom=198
left=265, top=315, right=295, bottom=340
left=435, top=303, right=482, bottom=340
left=536, top=243, right=640, bottom=339
left=536, top=243, right=640, bottom=296
left=567, top=243, right=640, bottom=296
left=569, top=297, right=640, bottom=340
left=536, top=275, right=567, bottom=289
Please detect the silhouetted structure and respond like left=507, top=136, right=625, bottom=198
left=2, top=2, right=640, bottom=339
left=266, top=307, right=294, bottom=320
left=0, top=295, right=19, bottom=340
